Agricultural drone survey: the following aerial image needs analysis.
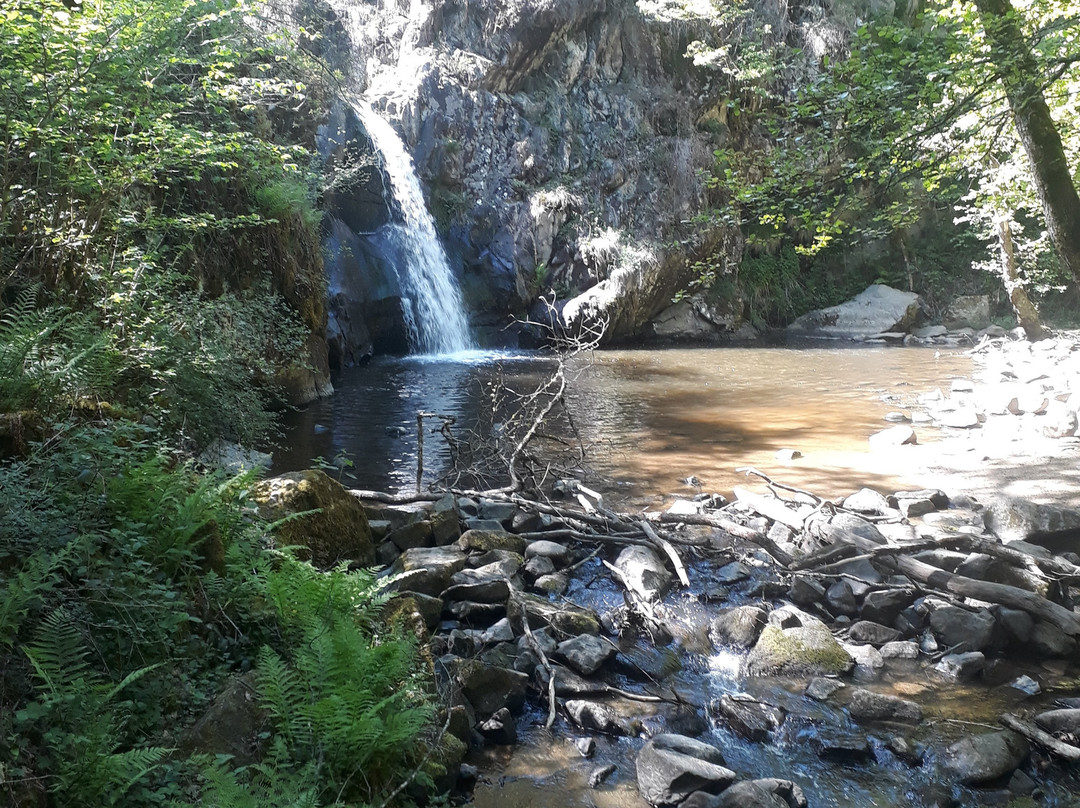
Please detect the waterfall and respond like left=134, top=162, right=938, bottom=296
left=355, top=104, right=474, bottom=356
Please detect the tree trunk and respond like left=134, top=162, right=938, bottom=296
left=974, top=0, right=1080, bottom=287
left=996, top=216, right=1046, bottom=340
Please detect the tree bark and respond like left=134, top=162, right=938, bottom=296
left=996, top=216, right=1047, bottom=340
left=974, top=0, right=1080, bottom=287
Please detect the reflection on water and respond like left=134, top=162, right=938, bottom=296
left=274, top=345, right=972, bottom=503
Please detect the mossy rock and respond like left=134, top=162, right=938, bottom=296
left=251, top=469, right=374, bottom=568
left=747, top=624, right=853, bottom=677
left=458, top=528, right=526, bottom=555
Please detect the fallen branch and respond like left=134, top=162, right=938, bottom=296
left=734, top=486, right=808, bottom=530
left=640, top=520, right=691, bottom=588
left=1000, top=713, right=1080, bottom=762
left=656, top=512, right=794, bottom=567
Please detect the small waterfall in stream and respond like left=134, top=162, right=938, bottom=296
left=356, top=104, right=474, bottom=356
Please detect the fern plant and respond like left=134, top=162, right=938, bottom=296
left=254, top=556, right=435, bottom=805
left=16, top=608, right=173, bottom=807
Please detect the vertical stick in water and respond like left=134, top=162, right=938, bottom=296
left=356, top=103, right=474, bottom=355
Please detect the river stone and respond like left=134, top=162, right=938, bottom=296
left=391, top=547, right=468, bottom=597
left=465, top=518, right=505, bottom=532
left=848, top=621, right=902, bottom=646
left=444, top=659, right=529, bottom=718
left=635, top=734, right=736, bottom=805
left=524, top=555, right=557, bottom=580
left=869, top=425, right=918, bottom=449
left=825, top=580, right=858, bottom=616
left=715, top=561, right=751, bottom=584
left=843, top=488, right=892, bottom=515
left=525, top=539, right=572, bottom=567
left=251, top=470, right=375, bottom=568
left=848, top=688, right=922, bottom=723
left=860, top=587, right=917, bottom=625
left=615, top=544, right=672, bottom=602
left=938, top=408, right=980, bottom=429
left=478, top=498, right=516, bottom=523
left=458, top=528, right=527, bottom=555
left=565, top=699, right=638, bottom=736
left=944, top=294, right=991, bottom=330
left=478, top=707, right=517, bottom=745
left=787, top=284, right=923, bottom=338
left=384, top=592, right=443, bottom=634
left=508, top=592, right=601, bottom=636
left=469, top=549, right=525, bottom=572
left=929, top=606, right=995, bottom=652
left=387, top=519, right=434, bottom=551
left=713, top=695, right=785, bottom=742
left=941, top=730, right=1029, bottom=785
left=1035, top=708, right=1080, bottom=737
left=935, top=651, right=985, bottom=682
left=446, top=600, right=505, bottom=624
left=441, top=575, right=510, bottom=604
left=788, top=576, right=826, bottom=607
left=710, top=606, right=767, bottom=650
left=557, top=634, right=616, bottom=676
left=713, top=779, right=808, bottom=808
left=533, top=572, right=569, bottom=595
left=880, top=641, right=920, bottom=659
left=983, top=496, right=1080, bottom=543
left=511, top=511, right=562, bottom=533
left=805, top=677, right=846, bottom=701
left=537, top=664, right=607, bottom=696
left=666, top=499, right=700, bottom=516
left=809, top=728, right=874, bottom=763
left=747, top=612, right=853, bottom=677
left=431, top=505, right=461, bottom=546
left=844, top=643, right=885, bottom=673
left=1029, top=621, right=1077, bottom=658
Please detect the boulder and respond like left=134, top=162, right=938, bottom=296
left=710, top=606, right=767, bottom=649
left=941, top=730, right=1029, bottom=785
left=860, top=588, right=917, bottom=625
left=713, top=695, right=785, bottom=742
left=847, top=688, right=922, bottom=723
left=984, top=496, right=1080, bottom=543
left=1035, top=708, right=1080, bottom=737
left=804, top=677, right=845, bottom=701
left=929, top=606, right=995, bottom=652
left=868, top=425, right=918, bottom=449
left=508, top=592, right=601, bottom=636
left=443, top=659, right=529, bottom=718
left=880, top=641, right=920, bottom=659
left=747, top=611, right=853, bottom=677
left=391, top=547, right=468, bottom=598
left=251, top=470, right=375, bottom=568
left=458, top=528, right=527, bottom=555
left=944, top=294, right=991, bottom=330
left=635, top=734, right=736, bottom=806
left=843, top=488, right=893, bottom=515
left=387, top=520, right=434, bottom=551
left=848, top=621, right=901, bottom=646
left=182, top=673, right=263, bottom=765
left=824, top=580, right=858, bottom=616
left=934, top=651, right=985, bottom=682
left=477, top=707, right=517, bottom=745
left=714, top=779, right=808, bottom=808
left=556, top=634, right=616, bottom=676
left=524, top=540, right=572, bottom=567
left=787, top=284, right=924, bottom=339
left=614, top=544, right=672, bottom=602
left=565, top=699, right=638, bottom=736
left=809, top=728, right=874, bottom=763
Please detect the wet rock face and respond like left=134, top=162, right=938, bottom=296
left=635, top=734, right=736, bottom=806
left=940, top=730, right=1030, bottom=785
left=313, top=0, right=755, bottom=349
left=746, top=609, right=853, bottom=677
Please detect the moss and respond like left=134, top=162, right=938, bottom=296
left=251, top=469, right=375, bottom=568
left=748, top=625, right=853, bottom=676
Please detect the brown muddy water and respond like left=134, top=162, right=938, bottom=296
left=274, top=344, right=973, bottom=505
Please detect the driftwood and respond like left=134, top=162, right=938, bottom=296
left=640, top=520, right=691, bottom=588
left=734, top=486, right=808, bottom=530
left=999, top=713, right=1080, bottom=762
left=655, top=512, right=795, bottom=567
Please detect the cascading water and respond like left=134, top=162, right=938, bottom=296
left=355, top=103, right=474, bottom=356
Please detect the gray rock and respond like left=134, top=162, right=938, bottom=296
left=825, top=580, right=858, bottom=616
left=442, top=567, right=511, bottom=604
left=1035, top=708, right=1080, bottom=737
left=844, top=643, right=885, bottom=673
left=941, top=730, right=1029, bottom=785
left=713, top=695, right=785, bottom=742
left=575, top=736, right=596, bottom=758
left=880, top=641, right=920, bottom=659
left=532, top=571, right=569, bottom=595
left=615, top=544, right=672, bottom=602
left=1030, top=621, right=1077, bottom=658
left=445, top=659, right=529, bottom=718
left=391, top=547, right=468, bottom=597
left=508, top=592, right=601, bottom=636
left=804, top=677, right=845, bottom=701
left=898, top=498, right=937, bottom=518
left=198, top=440, right=272, bottom=475
left=714, top=779, right=808, bottom=808
left=478, top=707, right=517, bottom=745
left=445, top=600, right=505, bottom=624
left=710, top=606, right=767, bottom=649
left=848, top=688, right=922, bottom=723
left=860, top=587, right=917, bottom=625
left=848, top=621, right=901, bottom=646
left=944, top=295, right=990, bottom=329
left=458, top=528, right=527, bottom=555
left=934, top=651, right=985, bottom=682
left=556, top=634, right=616, bottom=676
left=565, top=699, right=638, bottom=736
left=810, top=728, right=874, bottom=763
left=478, top=499, right=517, bottom=523
left=589, top=764, right=616, bottom=788
left=788, top=284, right=923, bottom=338
left=465, top=518, right=507, bottom=533
left=788, top=576, right=826, bottom=607
left=635, top=734, right=736, bottom=806
left=523, top=554, right=557, bottom=580
left=666, top=499, right=701, bottom=516
left=747, top=610, right=853, bottom=677
left=984, top=496, right=1080, bottom=543
left=524, top=539, right=572, bottom=567
left=929, top=606, right=995, bottom=652
left=715, top=561, right=751, bottom=584
left=938, top=408, right=980, bottom=429
left=843, top=488, right=893, bottom=515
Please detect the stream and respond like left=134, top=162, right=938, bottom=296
left=276, top=343, right=1080, bottom=807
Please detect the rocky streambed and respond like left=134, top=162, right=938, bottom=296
left=340, top=333, right=1080, bottom=808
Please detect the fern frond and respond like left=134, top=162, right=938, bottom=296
left=24, top=606, right=91, bottom=696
